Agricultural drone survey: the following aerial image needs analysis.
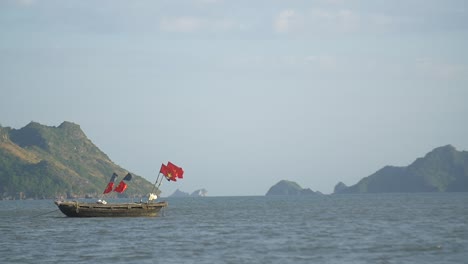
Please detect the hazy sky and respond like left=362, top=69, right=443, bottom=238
left=1, top=0, right=467, bottom=196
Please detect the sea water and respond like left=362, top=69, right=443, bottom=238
left=0, top=194, right=467, bottom=264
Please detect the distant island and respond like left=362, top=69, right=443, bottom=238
left=0, top=121, right=155, bottom=199
left=266, top=180, right=321, bottom=196
left=169, top=189, right=207, bottom=197
left=334, top=145, right=468, bottom=193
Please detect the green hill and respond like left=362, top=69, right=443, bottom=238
left=0, top=121, right=154, bottom=199
left=335, top=145, right=468, bottom=193
left=266, top=180, right=319, bottom=195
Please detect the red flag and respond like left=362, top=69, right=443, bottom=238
left=167, top=162, right=184, bottom=179
left=113, top=173, right=132, bottom=193
left=113, top=181, right=128, bottom=193
left=160, top=163, right=169, bottom=176
left=160, top=163, right=176, bottom=181
left=166, top=171, right=177, bottom=182
left=159, top=162, right=183, bottom=181
left=103, top=173, right=118, bottom=194
left=176, top=166, right=184, bottom=179
left=103, top=182, right=115, bottom=194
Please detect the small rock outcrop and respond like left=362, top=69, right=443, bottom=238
left=191, top=189, right=207, bottom=197
left=169, top=189, right=190, bottom=197
left=333, top=182, right=348, bottom=193
left=169, top=188, right=208, bottom=197
left=266, top=180, right=319, bottom=196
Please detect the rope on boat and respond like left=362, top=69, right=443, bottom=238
left=30, top=209, right=60, bottom=218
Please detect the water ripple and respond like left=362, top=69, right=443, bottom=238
left=1, top=193, right=467, bottom=264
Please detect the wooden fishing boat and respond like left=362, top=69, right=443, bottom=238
left=55, top=200, right=168, bottom=217
left=54, top=162, right=183, bottom=217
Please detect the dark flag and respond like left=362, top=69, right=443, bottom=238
left=103, top=173, right=118, bottom=194
left=114, top=173, right=132, bottom=193
left=123, top=173, right=132, bottom=181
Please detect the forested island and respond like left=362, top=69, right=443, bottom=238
left=266, top=145, right=468, bottom=195
left=334, top=145, right=468, bottom=193
left=0, top=121, right=154, bottom=199
left=265, top=180, right=321, bottom=196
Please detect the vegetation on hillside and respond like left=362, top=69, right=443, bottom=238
left=335, top=145, right=468, bottom=193
left=0, top=121, right=154, bottom=199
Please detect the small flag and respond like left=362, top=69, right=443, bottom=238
left=103, top=173, right=118, bottom=194
left=159, top=162, right=184, bottom=181
left=160, top=163, right=169, bottom=176
left=160, top=163, right=173, bottom=181
left=122, top=172, right=132, bottom=181
left=167, top=162, right=184, bottom=179
left=114, top=173, right=132, bottom=193
left=164, top=171, right=177, bottom=182
left=113, top=181, right=127, bottom=193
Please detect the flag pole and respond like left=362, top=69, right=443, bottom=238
left=149, top=174, right=164, bottom=201
left=156, top=175, right=164, bottom=192
left=151, top=172, right=161, bottom=194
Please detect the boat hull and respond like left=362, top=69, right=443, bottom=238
left=55, top=200, right=168, bottom=217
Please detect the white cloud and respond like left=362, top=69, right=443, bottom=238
left=367, top=13, right=415, bottom=33
left=159, top=16, right=240, bottom=33
left=14, top=0, right=36, bottom=7
left=305, top=55, right=338, bottom=70
left=273, top=7, right=434, bottom=35
left=322, top=0, right=347, bottom=4
left=274, top=8, right=361, bottom=34
left=416, top=58, right=467, bottom=80
left=274, top=9, right=301, bottom=33
left=194, top=0, right=223, bottom=4
left=159, top=17, right=203, bottom=32
left=369, top=14, right=396, bottom=27
left=227, top=54, right=340, bottom=73
left=211, top=19, right=237, bottom=31
left=309, top=8, right=360, bottom=33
